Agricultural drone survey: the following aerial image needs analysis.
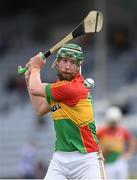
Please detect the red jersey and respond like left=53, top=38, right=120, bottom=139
left=97, top=126, right=133, bottom=163
left=46, top=74, right=99, bottom=153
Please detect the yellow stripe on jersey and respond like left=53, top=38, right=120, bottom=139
left=51, top=80, right=69, bottom=88
left=51, top=99, right=94, bottom=127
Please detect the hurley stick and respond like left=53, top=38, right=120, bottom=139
left=18, top=11, right=103, bottom=75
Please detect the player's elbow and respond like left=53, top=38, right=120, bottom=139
left=35, top=106, right=50, bottom=117
left=35, top=107, right=46, bottom=116
left=36, top=110, right=45, bottom=117
left=29, top=87, right=40, bottom=96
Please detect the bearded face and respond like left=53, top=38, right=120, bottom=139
left=56, top=58, right=80, bottom=81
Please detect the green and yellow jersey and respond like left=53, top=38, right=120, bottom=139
left=97, top=126, right=133, bottom=163
left=45, top=74, right=99, bottom=153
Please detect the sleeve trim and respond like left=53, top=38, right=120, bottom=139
left=45, top=84, right=54, bottom=103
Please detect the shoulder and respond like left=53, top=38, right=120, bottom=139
left=97, top=126, right=106, bottom=135
left=118, top=126, right=133, bottom=138
left=118, top=126, right=130, bottom=133
left=52, top=74, right=88, bottom=96
left=47, top=75, right=89, bottom=105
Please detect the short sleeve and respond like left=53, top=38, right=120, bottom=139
left=45, top=84, right=54, bottom=104
left=45, top=80, right=88, bottom=106
left=123, top=128, right=133, bottom=140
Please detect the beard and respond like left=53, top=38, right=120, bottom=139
left=57, top=71, right=77, bottom=81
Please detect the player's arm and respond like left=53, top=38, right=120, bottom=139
left=24, top=52, right=50, bottom=116
left=123, top=130, right=136, bottom=159
left=27, top=86, right=50, bottom=116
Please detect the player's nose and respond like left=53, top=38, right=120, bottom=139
left=65, top=61, right=71, bottom=69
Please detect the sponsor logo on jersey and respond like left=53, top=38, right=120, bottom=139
left=50, top=104, right=61, bottom=112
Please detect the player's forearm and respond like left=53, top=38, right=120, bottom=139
left=127, top=136, right=136, bottom=154
left=123, top=136, right=136, bottom=160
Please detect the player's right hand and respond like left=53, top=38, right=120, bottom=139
left=27, top=52, right=46, bottom=69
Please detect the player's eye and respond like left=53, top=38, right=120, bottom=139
left=70, top=60, right=76, bottom=65
left=62, top=58, right=68, bottom=63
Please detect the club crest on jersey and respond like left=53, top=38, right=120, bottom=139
left=50, top=104, right=61, bottom=112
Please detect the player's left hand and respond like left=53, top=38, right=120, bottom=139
left=24, top=66, right=31, bottom=87
left=27, top=52, right=46, bottom=69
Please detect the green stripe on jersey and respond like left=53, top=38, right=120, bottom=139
left=105, top=152, right=121, bottom=163
left=88, top=93, right=95, bottom=116
left=54, top=119, right=86, bottom=153
left=87, top=95, right=98, bottom=143
left=45, top=84, right=54, bottom=103
left=89, top=121, right=99, bottom=144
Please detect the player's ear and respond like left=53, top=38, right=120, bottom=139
left=55, top=61, right=59, bottom=70
left=76, top=64, right=80, bottom=73
left=56, top=61, right=59, bottom=69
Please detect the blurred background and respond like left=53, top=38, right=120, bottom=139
left=0, top=0, right=137, bottom=178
